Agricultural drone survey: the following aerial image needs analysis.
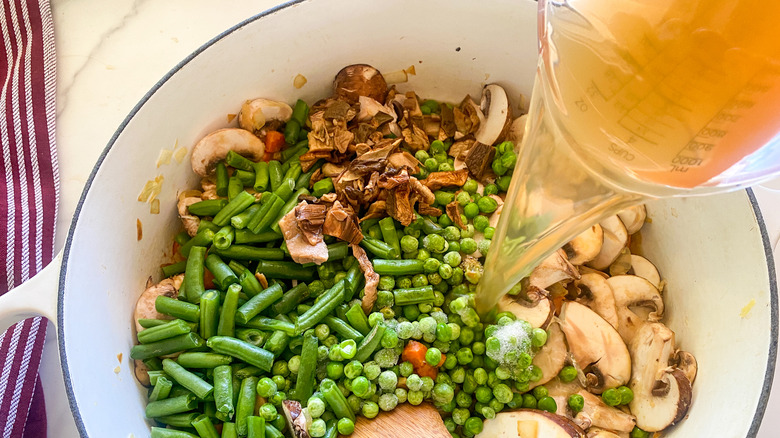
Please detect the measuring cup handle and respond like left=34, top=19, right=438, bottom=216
left=0, top=250, right=62, bottom=334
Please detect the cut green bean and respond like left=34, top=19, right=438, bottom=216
left=345, top=303, right=371, bottom=336
left=147, top=371, right=169, bottom=386
left=281, top=149, right=307, bottom=173
left=162, top=260, right=187, bottom=278
left=191, top=415, right=219, bottom=438
left=213, top=365, right=235, bottom=419
left=247, top=416, right=267, bottom=438
left=150, top=427, right=198, bottom=438
left=188, top=199, right=228, bottom=217
left=255, top=260, right=316, bottom=281
left=205, top=254, right=238, bottom=288
left=218, top=284, right=242, bottom=337
left=156, top=296, right=200, bottom=322
left=162, top=359, right=213, bottom=400
left=246, top=192, right=281, bottom=233
left=238, top=271, right=263, bottom=298
left=264, top=424, right=284, bottom=438
left=131, top=334, right=203, bottom=360
left=295, top=160, right=323, bottom=190
left=292, top=99, right=309, bottom=126
left=269, top=161, right=283, bottom=192
left=235, top=377, right=259, bottom=437
left=213, top=191, right=256, bottom=226
left=225, top=150, right=256, bottom=172
left=228, top=260, right=248, bottom=275
left=372, top=259, right=425, bottom=276
left=284, top=119, right=301, bottom=145
left=154, top=412, right=199, bottom=428
left=232, top=204, right=261, bottom=230
left=294, top=330, right=318, bottom=402
left=272, top=283, right=310, bottom=315
left=326, top=242, right=350, bottom=261
left=213, top=226, right=235, bottom=250
left=175, top=231, right=191, bottom=246
left=360, top=236, right=398, bottom=260
left=138, top=319, right=192, bottom=344
left=199, top=290, right=220, bottom=340
left=283, top=162, right=302, bottom=183
left=393, top=286, right=435, bottom=306
left=207, top=337, right=275, bottom=372
left=273, top=178, right=296, bottom=202
left=234, top=229, right=283, bottom=245
left=212, top=245, right=285, bottom=262
left=270, top=188, right=309, bottom=233
left=323, top=316, right=364, bottom=342
left=149, top=376, right=173, bottom=402
left=198, top=220, right=220, bottom=233
left=185, top=246, right=207, bottom=303
left=320, top=378, right=355, bottom=422
left=241, top=316, right=296, bottom=336
left=264, top=330, right=291, bottom=359
left=253, top=161, right=270, bottom=192
left=235, top=169, right=256, bottom=187
left=235, top=328, right=267, bottom=347
left=176, top=352, right=233, bottom=369
left=354, top=323, right=386, bottom=363
left=145, top=393, right=197, bottom=418
left=378, top=217, right=401, bottom=258
left=235, top=283, right=284, bottom=324
left=295, top=281, right=346, bottom=335
left=343, top=263, right=365, bottom=301
left=228, top=176, right=243, bottom=200
left=221, top=423, right=237, bottom=438
left=180, top=228, right=214, bottom=257
left=312, top=178, right=334, bottom=198
left=216, top=162, right=229, bottom=197
left=251, top=195, right=285, bottom=234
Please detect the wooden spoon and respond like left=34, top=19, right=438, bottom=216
left=349, top=402, right=450, bottom=438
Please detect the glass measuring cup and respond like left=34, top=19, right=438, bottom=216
left=476, top=0, right=780, bottom=314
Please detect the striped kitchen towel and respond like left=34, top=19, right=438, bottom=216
left=0, top=0, right=59, bottom=436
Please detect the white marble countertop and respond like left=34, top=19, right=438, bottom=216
left=42, top=0, right=780, bottom=436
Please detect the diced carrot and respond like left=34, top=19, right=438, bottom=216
left=262, top=152, right=274, bottom=162
left=416, top=362, right=438, bottom=379
left=402, top=340, right=428, bottom=367
left=437, top=353, right=447, bottom=368
left=265, top=130, right=286, bottom=153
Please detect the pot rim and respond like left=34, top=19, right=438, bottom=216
left=55, top=1, right=778, bottom=436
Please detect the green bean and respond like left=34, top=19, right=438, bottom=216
left=212, top=245, right=285, bottom=263
left=149, top=376, right=173, bottom=402
left=153, top=412, right=199, bottom=429
left=421, top=216, right=443, bottom=235
left=213, top=226, right=235, bottom=250
left=294, top=330, right=319, bottom=402
left=360, top=236, right=398, bottom=260
left=228, top=260, right=248, bottom=275
left=393, top=286, right=435, bottom=306
left=264, top=330, right=291, bottom=359
left=185, top=246, right=207, bottom=303
left=253, top=161, right=270, bottom=192
left=250, top=195, right=285, bottom=234
left=281, top=149, right=308, bottom=173
left=295, top=281, right=346, bottom=335
left=207, top=337, right=275, bottom=372
left=270, top=188, right=309, bottom=233
left=291, top=99, right=309, bottom=126
left=217, top=284, right=241, bottom=338
left=221, top=423, right=237, bottom=438
left=225, top=150, right=256, bottom=172
left=216, top=162, right=229, bottom=197
left=188, top=199, right=228, bottom=217
left=180, top=228, right=214, bottom=257
left=156, top=296, right=200, bottom=322
left=145, top=393, right=197, bottom=418
left=344, top=303, right=371, bottom=336
left=324, top=419, right=338, bottom=438
left=234, top=229, right=283, bottom=245
left=199, top=290, right=220, bottom=340
left=143, top=357, right=164, bottom=371
left=378, top=217, right=401, bottom=258
left=246, top=192, right=281, bottom=234
left=241, top=316, right=296, bottom=336
left=284, top=119, right=301, bottom=145
left=235, top=283, right=284, bottom=324
left=264, top=424, right=284, bottom=438
left=269, top=161, right=283, bottom=192
left=343, top=263, right=364, bottom=301
left=223, top=176, right=240, bottom=201
left=213, top=365, right=235, bottom=419
left=295, top=160, right=323, bottom=190
left=235, top=328, right=267, bottom=347
left=256, top=260, right=316, bottom=281
left=272, top=177, right=296, bottom=202
left=236, top=271, right=262, bottom=298
left=162, top=260, right=187, bottom=278
left=236, top=377, right=259, bottom=437
left=191, top=414, right=219, bottom=438
left=198, top=220, right=220, bottom=233
left=176, top=352, right=232, bottom=369
left=312, top=178, right=333, bottom=197
left=147, top=370, right=169, bottom=386
left=231, top=204, right=261, bottom=230
left=162, top=359, right=213, bottom=399
left=213, top=191, right=256, bottom=227
left=138, top=319, right=192, bottom=344
left=354, top=323, right=386, bottom=363
left=372, top=259, right=425, bottom=276
left=283, top=161, right=302, bottom=183
left=320, top=378, right=355, bottom=422
left=175, top=230, right=191, bottom=246
left=150, top=427, right=198, bottom=438
left=322, top=315, right=364, bottom=342
left=205, top=254, right=238, bottom=288
left=247, top=416, right=267, bottom=438
left=325, top=242, right=350, bottom=261
left=272, top=283, right=310, bottom=315
left=235, top=169, right=256, bottom=187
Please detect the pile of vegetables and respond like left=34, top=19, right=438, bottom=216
left=130, top=65, right=680, bottom=438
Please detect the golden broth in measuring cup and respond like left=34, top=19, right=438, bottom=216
left=541, top=0, right=780, bottom=191
left=477, top=0, right=780, bottom=311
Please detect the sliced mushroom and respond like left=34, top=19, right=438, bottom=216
left=134, top=275, right=184, bottom=333
left=282, top=400, right=312, bottom=438
left=333, top=64, right=387, bottom=104
left=498, top=293, right=554, bottom=329
left=529, top=249, right=581, bottom=292
left=627, top=255, right=661, bottom=289
left=474, top=84, right=512, bottom=146
left=529, top=323, right=567, bottom=389
left=178, top=196, right=202, bottom=237
left=238, top=98, right=293, bottom=133
left=190, top=128, right=265, bottom=177
left=574, top=391, right=636, bottom=433
left=575, top=273, right=619, bottom=329
left=606, top=275, right=664, bottom=344
left=356, top=95, right=397, bottom=123
left=478, top=410, right=585, bottom=438
left=559, top=302, right=631, bottom=394
left=586, top=216, right=628, bottom=271
left=506, top=114, right=528, bottom=145
left=134, top=359, right=151, bottom=387
left=585, top=428, right=624, bottom=438
left=616, top=205, right=647, bottom=235
left=671, top=350, right=698, bottom=385
left=629, top=323, right=693, bottom=432
left=564, top=224, right=604, bottom=266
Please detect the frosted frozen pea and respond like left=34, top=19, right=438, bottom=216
left=362, top=401, right=380, bottom=419
left=407, top=390, right=424, bottom=405
left=378, top=370, right=398, bottom=390
left=397, top=321, right=414, bottom=339
left=395, top=387, right=408, bottom=403
left=411, top=321, right=423, bottom=340
left=368, top=312, right=384, bottom=327
left=406, top=373, right=423, bottom=391
left=374, top=348, right=399, bottom=368
left=309, top=418, right=327, bottom=437
left=378, top=393, right=399, bottom=411
left=307, top=396, right=326, bottom=418
left=421, top=376, right=435, bottom=392
left=431, top=311, right=448, bottom=325
left=419, top=316, right=437, bottom=336
left=364, top=362, right=382, bottom=381
left=399, top=361, right=414, bottom=377
left=423, top=332, right=437, bottom=343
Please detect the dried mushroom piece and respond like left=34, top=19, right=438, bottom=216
left=446, top=201, right=467, bottom=230
left=323, top=201, right=363, bottom=245
left=465, top=141, right=496, bottom=181
left=423, top=169, right=470, bottom=191
left=333, top=64, right=388, bottom=104
left=295, top=202, right=327, bottom=245
left=282, top=400, right=312, bottom=438
left=352, top=244, right=380, bottom=313
left=279, top=203, right=329, bottom=265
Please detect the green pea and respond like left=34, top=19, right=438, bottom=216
left=464, top=202, right=480, bottom=219
left=438, top=162, right=455, bottom=172
left=532, top=386, right=549, bottom=400
left=484, top=226, right=495, bottom=240
left=326, top=361, right=344, bottom=380
left=463, top=416, right=484, bottom=436
left=415, top=150, right=430, bottom=162
left=438, top=214, right=453, bottom=227
left=522, top=393, right=537, bottom=409
left=473, top=215, right=490, bottom=232
left=337, top=417, right=355, bottom=435
left=559, top=365, right=577, bottom=383
left=352, top=376, right=370, bottom=398
left=456, top=191, right=471, bottom=206
left=362, top=401, right=379, bottom=418
left=531, top=328, right=548, bottom=348
left=537, top=396, right=557, bottom=413
left=256, top=377, right=277, bottom=398
left=424, top=158, right=439, bottom=172
left=496, top=175, right=511, bottom=192
left=631, top=427, right=651, bottom=438
left=618, top=386, right=634, bottom=405
left=425, top=348, right=442, bottom=366
left=483, top=183, right=499, bottom=196
left=455, top=390, right=472, bottom=408
left=463, top=179, right=478, bottom=194
left=460, top=237, right=477, bottom=254
left=568, top=393, right=585, bottom=413
left=602, top=388, right=621, bottom=406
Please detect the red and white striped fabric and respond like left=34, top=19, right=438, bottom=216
left=0, top=0, right=59, bottom=436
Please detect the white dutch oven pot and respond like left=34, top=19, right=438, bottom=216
left=0, top=0, right=775, bottom=436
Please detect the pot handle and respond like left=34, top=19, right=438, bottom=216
left=0, top=250, right=62, bottom=334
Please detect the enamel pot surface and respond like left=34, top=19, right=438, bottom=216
left=0, top=0, right=774, bottom=436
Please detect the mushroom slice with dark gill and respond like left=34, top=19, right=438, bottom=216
left=586, top=216, right=628, bottom=271
left=529, top=249, right=580, bottom=293
left=627, top=255, right=661, bottom=289
left=190, top=128, right=265, bottom=177
left=574, top=273, right=619, bottom=329
left=606, top=275, right=664, bottom=344
left=628, top=323, right=693, bottom=432
left=564, top=224, right=604, bottom=266
left=478, top=410, right=585, bottom=438
left=573, top=390, right=636, bottom=433
left=559, top=302, right=631, bottom=394
left=474, top=84, right=513, bottom=146
left=282, top=400, right=312, bottom=438
left=497, top=293, right=554, bottom=329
